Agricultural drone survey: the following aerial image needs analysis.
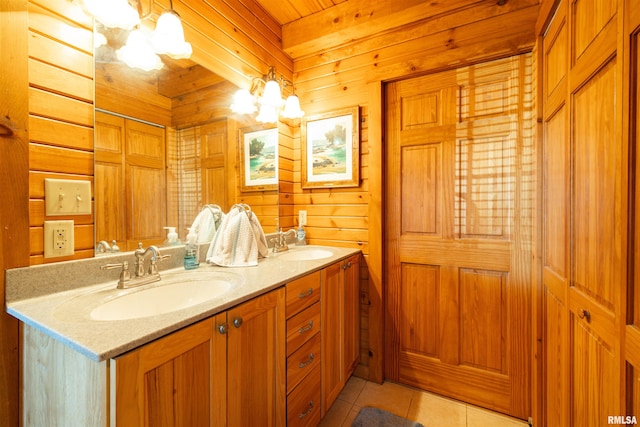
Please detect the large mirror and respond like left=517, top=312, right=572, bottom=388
left=93, top=25, right=280, bottom=254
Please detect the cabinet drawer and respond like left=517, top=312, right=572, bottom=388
left=286, top=271, right=321, bottom=318
left=287, top=332, right=321, bottom=393
left=287, top=302, right=320, bottom=356
left=288, top=365, right=321, bottom=427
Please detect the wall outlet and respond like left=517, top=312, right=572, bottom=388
left=44, top=220, right=74, bottom=258
left=299, top=210, right=307, bottom=226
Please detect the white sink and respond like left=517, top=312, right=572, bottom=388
left=55, top=270, right=241, bottom=322
left=277, top=248, right=334, bottom=261
left=90, top=278, right=232, bottom=321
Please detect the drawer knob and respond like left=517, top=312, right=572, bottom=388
left=233, top=317, right=243, bottom=328
left=217, top=323, right=228, bottom=335
left=298, top=320, right=314, bottom=334
left=299, top=401, right=315, bottom=419
left=298, top=288, right=313, bottom=298
left=299, top=353, right=315, bottom=369
left=578, top=309, right=591, bottom=322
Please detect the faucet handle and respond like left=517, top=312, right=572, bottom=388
left=148, top=254, right=171, bottom=275
left=101, top=261, right=131, bottom=287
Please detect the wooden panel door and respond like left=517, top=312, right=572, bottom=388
left=385, top=55, right=533, bottom=419
left=540, top=0, right=625, bottom=425
left=125, top=119, right=166, bottom=249
left=226, top=288, right=286, bottom=427
left=95, top=111, right=126, bottom=247
left=200, top=120, right=229, bottom=210
left=113, top=319, right=215, bottom=426
left=321, top=261, right=342, bottom=415
left=343, top=254, right=361, bottom=380
left=627, top=0, right=640, bottom=417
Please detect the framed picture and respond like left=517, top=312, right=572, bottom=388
left=301, top=106, right=360, bottom=189
left=239, top=125, right=279, bottom=191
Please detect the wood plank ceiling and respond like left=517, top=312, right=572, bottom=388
left=253, top=0, right=348, bottom=26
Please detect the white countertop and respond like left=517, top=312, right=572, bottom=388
left=5, top=245, right=360, bottom=362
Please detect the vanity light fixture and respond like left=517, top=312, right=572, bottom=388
left=84, top=0, right=192, bottom=71
left=231, top=66, right=304, bottom=123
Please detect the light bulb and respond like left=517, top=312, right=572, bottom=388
left=84, top=0, right=139, bottom=30
left=282, top=95, right=304, bottom=119
left=256, top=104, right=278, bottom=123
left=230, top=89, right=257, bottom=114
left=151, top=10, right=192, bottom=59
left=261, top=79, right=283, bottom=107
left=117, top=29, right=163, bottom=72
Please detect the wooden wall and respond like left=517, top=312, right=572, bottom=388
left=287, top=0, right=539, bottom=381
left=0, top=0, right=292, bottom=425
left=28, top=0, right=94, bottom=264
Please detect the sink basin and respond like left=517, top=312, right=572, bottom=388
left=277, top=248, right=334, bottom=261
left=90, top=278, right=232, bottom=321
left=55, top=270, right=241, bottom=322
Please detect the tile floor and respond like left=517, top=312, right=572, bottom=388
left=319, top=377, right=530, bottom=427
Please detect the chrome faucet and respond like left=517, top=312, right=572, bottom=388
left=96, top=239, right=120, bottom=254
left=101, top=243, right=170, bottom=289
left=271, top=228, right=297, bottom=253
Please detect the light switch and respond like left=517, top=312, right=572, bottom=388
left=45, top=179, right=92, bottom=216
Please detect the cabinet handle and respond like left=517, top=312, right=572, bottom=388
left=218, top=323, right=228, bottom=335
left=233, top=317, right=243, bottom=328
left=298, top=288, right=313, bottom=298
left=342, top=261, right=352, bottom=270
left=298, top=320, right=314, bottom=334
left=578, top=309, right=591, bottom=322
left=347, top=261, right=352, bottom=268
left=299, top=401, right=314, bottom=419
left=299, top=353, right=314, bottom=369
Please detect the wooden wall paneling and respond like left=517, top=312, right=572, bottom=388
left=156, top=0, right=292, bottom=90
left=283, top=0, right=530, bottom=59
left=95, top=62, right=172, bottom=127
left=0, top=1, right=29, bottom=423
left=27, top=0, right=95, bottom=264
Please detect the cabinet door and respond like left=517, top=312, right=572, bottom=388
left=321, top=261, right=343, bottom=415
left=226, top=288, right=286, bottom=427
left=112, top=318, right=216, bottom=427
left=343, top=254, right=361, bottom=379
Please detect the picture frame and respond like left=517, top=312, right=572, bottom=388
left=301, top=106, right=360, bottom=189
left=239, top=125, right=279, bottom=192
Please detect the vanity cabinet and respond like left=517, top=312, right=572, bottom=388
left=112, top=287, right=285, bottom=427
left=321, top=253, right=361, bottom=415
left=285, top=271, right=322, bottom=427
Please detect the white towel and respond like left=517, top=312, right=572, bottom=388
left=206, top=204, right=268, bottom=267
left=189, top=204, right=224, bottom=244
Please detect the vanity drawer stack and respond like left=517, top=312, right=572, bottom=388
left=285, top=270, right=322, bottom=427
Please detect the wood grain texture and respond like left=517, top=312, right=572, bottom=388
left=23, top=325, right=108, bottom=426
left=385, top=56, right=533, bottom=419
left=0, top=1, right=30, bottom=423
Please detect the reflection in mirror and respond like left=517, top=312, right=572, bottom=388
left=94, top=49, right=244, bottom=253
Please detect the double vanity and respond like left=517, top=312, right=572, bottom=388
left=6, top=244, right=361, bottom=426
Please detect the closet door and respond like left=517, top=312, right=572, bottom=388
left=385, top=54, right=533, bottom=419
left=541, top=0, right=625, bottom=425
left=625, top=0, right=640, bottom=417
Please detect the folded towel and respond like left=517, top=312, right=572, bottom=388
left=206, top=204, right=268, bottom=267
left=189, top=204, right=224, bottom=244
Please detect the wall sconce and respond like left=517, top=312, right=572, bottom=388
left=231, top=67, right=304, bottom=123
left=84, top=0, right=192, bottom=71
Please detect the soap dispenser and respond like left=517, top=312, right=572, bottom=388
left=163, top=226, right=181, bottom=246
left=184, top=228, right=200, bottom=270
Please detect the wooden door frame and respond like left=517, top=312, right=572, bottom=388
left=0, top=1, right=31, bottom=425
left=366, top=55, right=540, bottom=419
